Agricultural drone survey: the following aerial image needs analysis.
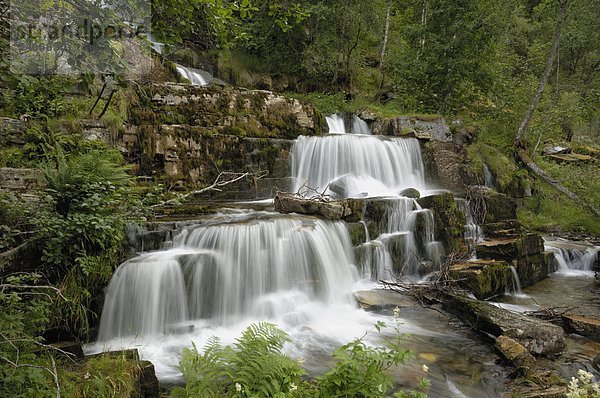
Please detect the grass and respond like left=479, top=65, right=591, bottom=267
left=60, top=353, right=141, bottom=398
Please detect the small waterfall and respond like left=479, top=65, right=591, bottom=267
left=357, top=198, right=444, bottom=279
left=506, top=266, right=522, bottom=295
left=544, top=239, right=599, bottom=274
left=98, top=216, right=358, bottom=340
left=456, top=198, right=483, bottom=254
left=176, top=64, right=209, bottom=86
left=292, top=135, right=425, bottom=197
left=482, top=164, right=497, bottom=190
left=325, top=114, right=371, bottom=135
left=325, top=114, right=346, bottom=134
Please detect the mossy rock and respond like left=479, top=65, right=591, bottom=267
left=417, top=193, right=467, bottom=254
left=450, top=260, right=512, bottom=299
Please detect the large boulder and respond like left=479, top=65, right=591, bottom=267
left=442, top=294, right=565, bottom=357
left=274, top=192, right=362, bottom=221
left=371, top=115, right=452, bottom=142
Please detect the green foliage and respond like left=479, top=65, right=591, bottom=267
left=174, top=317, right=429, bottom=398
left=0, top=274, right=57, bottom=398
left=174, top=322, right=304, bottom=398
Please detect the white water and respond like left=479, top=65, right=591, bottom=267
left=292, top=135, right=426, bottom=197
left=544, top=238, right=599, bottom=276
left=325, top=113, right=371, bottom=135
left=456, top=198, right=484, bottom=255
left=176, top=64, right=209, bottom=86
left=482, top=164, right=496, bottom=190
left=506, top=266, right=523, bottom=295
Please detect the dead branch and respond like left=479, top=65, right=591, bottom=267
left=152, top=170, right=268, bottom=208
left=294, top=180, right=332, bottom=202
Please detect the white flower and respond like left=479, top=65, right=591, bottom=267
left=393, top=306, right=400, bottom=319
left=84, top=371, right=91, bottom=380
left=290, top=382, right=297, bottom=391
left=297, top=357, right=305, bottom=365
left=235, top=383, right=242, bottom=392
left=422, top=364, right=429, bottom=373
left=377, top=384, right=383, bottom=392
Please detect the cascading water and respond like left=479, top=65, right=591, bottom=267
left=98, top=215, right=358, bottom=340
left=176, top=64, right=209, bottom=86
left=325, top=113, right=371, bottom=135
left=482, top=164, right=497, bottom=190
left=544, top=238, right=599, bottom=275
left=455, top=198, right=484, bottom=254
left=292, top=135, right=425, bottom=197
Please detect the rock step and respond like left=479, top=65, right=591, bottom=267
left=449, top=259, right=513, bottom=299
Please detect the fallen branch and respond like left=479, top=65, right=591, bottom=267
left=152, top=170, right=268, bottom=208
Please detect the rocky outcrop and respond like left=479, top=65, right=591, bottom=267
left=273, top=192, right=363, bottom=221
left=417, top=193, right=467, bottom=254
left=449, top=259, right=512, bottom=299
left=353, top=289, right=416, bottom=310
left=371, top=115, right=452, bottom=142
left=130, top=83, right=326, bottom=139
left=421, top=141, right=478, bottom=192
left=120, top=125, right=294, bottom=194
left=0, top=118, right=27, bottom=146
left=0, top=168, right=44, bottom=192
left=442, top=294, right=565, bottom=357
left=562, top=314, right=600, bottom=339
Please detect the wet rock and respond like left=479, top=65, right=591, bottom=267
left=476, top=239, right=519, bottom=261
left=562, top=314, right=600, bottom=339
left=449, top=259, right=512, bottom=299
left=353, top=289, right=416, bottom=310
left=274, top=192, right=359, bottom=220
left=138, top=360, right=160, bottom=398
left=482, top=220, right=522, bottom=240
left=495, top=335, right=536, bottom=373
left=399, top=187, right=421, bottom=199
left=418, top=193, right=467, bottom=254
left=478, top=188, right=518, bottom=224
left=442, top=294, right=565, bottom=357
left=346, top=222, right=367, bottom=245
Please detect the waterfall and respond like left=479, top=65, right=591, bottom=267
left=506, top=266, right=522, bottom=295
left=544, top=238, right=599, bottom=274
left=97, top=216, right=358, bottom=340
left=456, top=198, right=483, bottom=254
left=482, top=164, right=497, bottom=190
left=356, top=198, right=444, bottom=279
left=292, top=135, right=425, bottom=197
left=325, top=114, right=371, bottom=135
left=176, top=64, right=209, bottom=86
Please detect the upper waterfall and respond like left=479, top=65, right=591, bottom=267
left=291, top=135, right=426, bottom=198
left=325, top=113, right=371, bottom=135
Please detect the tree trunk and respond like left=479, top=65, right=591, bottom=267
left=379, top=1, right=392, bottom=90
left=515, top=0, right=600, bottom=218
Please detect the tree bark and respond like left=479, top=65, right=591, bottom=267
left=515, top=0, right=600, bottom=218
left=379, top=1, right=392, bottom=90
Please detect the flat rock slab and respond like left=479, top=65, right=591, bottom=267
left=562, top=314, right=600, bottom=339
left=495, top=335, right=536, bottom=372
left=442, top=294, right=565, bottom=357
left=274, top=192, right=361, bottom=221
left=353, top=289, right=416, bottom=310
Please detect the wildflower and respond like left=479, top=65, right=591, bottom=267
left=393, top=306, right=400, bottom=319
left=290, top=382, right=297, bottom=391
left=235, top=383, right=242, bottom=392
left=422, top=364, right=429, bottom=373
left=84, top=371, right=91, bottom=380
left=297, top=357, right=305, bottom=365
left=377, top=384, right=383, bottom=392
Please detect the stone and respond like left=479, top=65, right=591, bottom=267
left=442, top=294, right=565, bottom=356
left=0, top=117, right=27, bottom=146
left=421, top=141, right=477, bottom=192
left=138, top=360, right=160, bottom=398
left=346, top=222, right=367, bottom=246
left=476, top=239, right=519, bottom=261
left=274, top=192, right=359, bottom=221
left=562, top=314, right=600, bottom=339
left=0, top=168, right=44, bottom=192
left=399, top=187, right=421, bottom=199
left=353, top=289, right=416, bottom=310
left=371, top=115, right=452, bottom=142
left=449, top=259, right=512, bottom=299
left=495, top=335, right=536, bottom=372
left=542, top=145, right=570, bottom=156
left=417, top=193, right=467, bottom=254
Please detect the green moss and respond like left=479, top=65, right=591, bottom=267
left=466, top=142, right=518, bottom=191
